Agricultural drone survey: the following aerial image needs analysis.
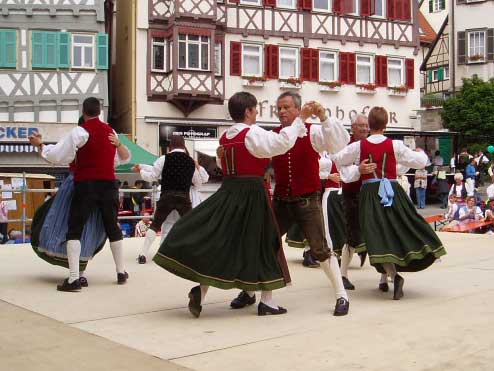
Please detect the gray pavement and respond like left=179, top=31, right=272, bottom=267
left=1, top=230, right=494, bottom=371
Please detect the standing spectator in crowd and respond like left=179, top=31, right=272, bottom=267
left=122, top=181, right=132, bottom=211
left=0, top=198, right=8, bottom=244
left=432, top=150, right=444, bottom=167
left=450, top=153, right=456, bottom=173
left=131, top=180, right=145, bottom=215
left=436, top=168, right=450, bottom=209
left=414, top=167, right=428, bottom=209
left=465, top=158, right=479, bottom=190
left=135, top=212, right=152, bottom=237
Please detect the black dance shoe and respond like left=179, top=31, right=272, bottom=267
left=57, top=278, right=81, bottom=292
left=393, top=274, right=404, bottom=300
left=302, top=251, right=320, bottom=268
left=257, top=302, right=287, bottom=316
left=378, top=282, right=389, bottom=292
left=117, top=271, right=129, bottom=285
left=79, top=276, right=88, bottom=287
left=342, top=276, right=355, bottom=290
left=358, top=251, right=367, bottom=267
left=137, top=255, right=147, bottom=264
left=188, top=286, right=202, bottom=318
left=333, top=297, right=349, bottom=316
left=230, top=291, right=256, bottom=309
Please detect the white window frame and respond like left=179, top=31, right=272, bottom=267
left=71, top=33, right=95, bottom=69
left=168, top=41, right=173, bottom=72
left=151, top=37, right=166, bottom=72
left=313, top=0, right=332, bottom=12
left=215, top=43, right=222, bottom=76
left=432, top=69, right=440, bottom=82
left=467, top=30, right=486, bottom=63
left=319, top=50, right=338, bottom=82
left=444, top=66, right=449, bottom=80
left=374, top=0, right=386, bottom=17
left=277, top=0, right=297, bottom=9
left=241, top=43, right=263, bottom=77
left=178, top=34, right=210, bottom=71
left=356, top=54, right=374, bottom=84
left=387, top=57, right=404, bottom=87
left=239, top=0, right=262, bottom=6
left=351, top=0, right=360, bottom=16
left=279, top=46, right=299, bottom=79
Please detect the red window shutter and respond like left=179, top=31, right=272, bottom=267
left=339, top=52, right=348, bottom=83
left=405, top=58, right=414, bottom=89
left=375, top=56, right=381, bottom=86
left=301, top=48, right=312, bottom=80
left=230, top=41, right=241, bottom=76
left=387, top=0, right=395, bottom=20
left=229, top=0, right=239, bottom=3
left=303, top=0, right=313, bottom=10
left=361, top=0, right=371, bottom=16
left=270, top=45, right=279, bottom=79
left=264, top=45, right=271, bottom=78
left=344, top=0, right=355, bottom=13
left=402, top=0, right=411, bottom=21
left=310, top=49, right=319, bottom=81
left=348, top=53, right=356, bottom=84
left=263, top=0, right=276, bottom=7
left=333, top=0, right=342, bottom=13
left=375, top=56, right=388, bottom=87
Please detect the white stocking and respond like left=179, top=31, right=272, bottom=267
left=320, top=256, right=348, bottom=300
left=140, top=229, right=157, bottom=257
left=66, top=240, right=81, bottom=283
left=260, top=290, right=278, bottom=309
left=340, top=245, right=354, bottom=278
left=110, top=240, right=125, bottom=274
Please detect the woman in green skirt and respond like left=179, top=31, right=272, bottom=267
left=334, top=107, right=446, bottom=300
left=153, top=92, right=307, bottom=317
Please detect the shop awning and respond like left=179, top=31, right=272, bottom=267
left=115, top=134, right=159, bottom=173
left=0, top=143, right=39, bottom=153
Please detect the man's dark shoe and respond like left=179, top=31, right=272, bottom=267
left=79, top=276, right=88, bottom=287
left=393, top=274, right=404, bottom=300
left=358, top=251, right=367, bottom=267
left=257, top=302, right=287, bottom=316
left=57, top=278, right=81, bottom=292
left=230, top=291, right=256, bottom=309
left=379, top=282, right=389, bottom=292
left=333, top=297, right=349, bottom=316
left=188, top=286, right=202, bottom=318
left=137, top=255, right=146, bottom=264
left=302, top=251, right=320, bottom=268
left=342, top=276, right=355, bottom=290
left=117, top=271, right=129, bottom=285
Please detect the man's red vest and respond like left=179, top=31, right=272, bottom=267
left=324, top=162, right=340, bottom=189
left=74, top=118, right=116, bottom=182
left=342, top=134, right=362, bottom=193
left=220, top=128, right=269, bottom=177
left=272, top=123, right=320, bottom=198
left=360, top=137, right=397, bottom=181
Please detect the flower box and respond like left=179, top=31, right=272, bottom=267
left=279, top=78, right=302, bottom=89
left=356, top=84, right=377, bottom=94
left=387, top=86, right=408, bottom=96
left=468, top=54, right=485, bottom=63
left=318, top=81, right=341, bottom=92
left=241, top=76, right=266, bottom=87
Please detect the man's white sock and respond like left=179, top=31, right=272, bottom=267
left=67, top=240, right=81, bottom=284
left=320, top=256, right=348, bottom=300
left=341, top=245, right=354, bottom=278
left=141, top=229, right=157, bottom=257
left=260, top=290, right=278, bottom=309
left=110, top=240, right=125, bottom=274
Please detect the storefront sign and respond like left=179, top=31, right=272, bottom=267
left=0, top=126, right=38, bottom=140
left=159, top=125, right=218, bottom=140
left=256, top=101, right=398, bottom=124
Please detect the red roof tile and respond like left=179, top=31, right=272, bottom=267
left=418, top=11, right=437, bottom=44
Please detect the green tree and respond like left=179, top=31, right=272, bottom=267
left=442, top=76, right=494, bottom=145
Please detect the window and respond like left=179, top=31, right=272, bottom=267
left=313, top=0, right=331, bottom=11
left=242, top=44, right=263, bottom=76
left=152, top=37, right=166, bottom=71
left=444, top=66, right=449, bottom=80
left=387, top=58, right=403, bottom=87
left=169, top=41, right=173, bottom=71
left=430, top=0, right=445, bottom=12
left=178, top=34, right=209, bottom=70
left=215, top=43, right=222, bottom=75
left=279, top=47, right=299, bottom=79
left=356, top=55, right=373, bottom=84
left=0, top=29, right=17, bottom=68
left=468, top=30, right=486, bottom=62
left=375, top=0, right=385, bottom=16
left=319, top=51, right=337, bottom=81
left=278, top=0, right=296, bottom=8
left=72, top=34, right=94, bottom=69
left=240, top=0, right=262, bottom=5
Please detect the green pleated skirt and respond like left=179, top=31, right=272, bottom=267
left=359, top=182, right=446, bottom=273
left=326, top=191, right=347, bottom=254
left=153, top=177, right=290, bottom=291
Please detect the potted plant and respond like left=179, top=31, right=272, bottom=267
left=387, top=85, right=408, bottom=96
left=279, top=77, right=303, bottom=88
left=356, top=83, right=377, bottom=93
left=469, top=54, right=485, bottom=62
left=241, top=75, right=267, bottom=87
left=319, top=80, right=342, bottom=92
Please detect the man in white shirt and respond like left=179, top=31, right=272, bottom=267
left=0, top=199, right=8, bottom=244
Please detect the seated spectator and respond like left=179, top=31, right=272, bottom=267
left=449, top=173, right=472, bottom=201
left=135, top=212, right=152, bottom=237
left=484, top=198, right=494, bottom=221
left=459, top=196, right=484, bottom=223
left=445, top=194, right=460, bottom=222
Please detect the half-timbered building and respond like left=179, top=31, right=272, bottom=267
left=0, top=0, right=111, bottom=175
left=113, top=0, right=423, bottom=161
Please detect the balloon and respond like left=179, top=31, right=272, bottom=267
left=488, top=145, right=494, bottom=154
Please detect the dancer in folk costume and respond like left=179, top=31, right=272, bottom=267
left=153, top=92, right=307, bottom=317
left=230, top=92, right=351, bottom=316
left=133, top=143, right=209, bottom=262
left=334, top=107, right=446, bottom=300
left=29, top=98, right=131, bottom=291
